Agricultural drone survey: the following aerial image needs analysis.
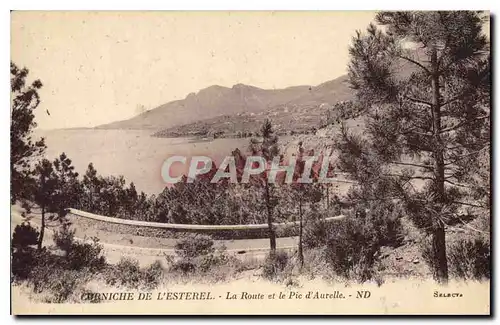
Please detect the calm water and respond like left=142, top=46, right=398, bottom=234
left=36, top=129, right=260, bottom=195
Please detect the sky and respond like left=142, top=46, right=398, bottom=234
left=11, top=11, right=378, bottom=129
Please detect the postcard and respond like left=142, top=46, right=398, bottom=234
left=10, top=10, right=491, bottom=315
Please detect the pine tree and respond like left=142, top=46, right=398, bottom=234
left=52, top=153, right=81, bottom=219
left=289, top=142, right=323, bottom=268
left=32, top=154, right=80, bottom=250
left=338, top=11, right=490, bottom=283
left=249, top=119, right=280, bottom=253
left=32, top=159, right=57, bottom=250
left=10, top=62, right=46, bottom=204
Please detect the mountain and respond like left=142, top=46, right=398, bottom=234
left=97, top=74, right=354, bottom=133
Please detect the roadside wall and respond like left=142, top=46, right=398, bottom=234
left=68, top=208, right=346, bottom=240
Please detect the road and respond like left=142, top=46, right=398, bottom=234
left=11, top=206, right=301, bottom=266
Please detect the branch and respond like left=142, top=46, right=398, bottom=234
left=407, top=130, right=434, bottom=137
left=454, top=215, right=490, bottom=235
left=441, top=91, right=471, bottom=106
left=444, top=179, right=470, bottom=188
left=440, top=115, right=489, bottom=134
left=444, top=145, right=490, bottom=165
left=396, top=55, right=431, bottom=75
left=404, top=95, right=433, bottom=107
left=385, top=173, right=434, bottom=180
left=390, top=162, right=434, bottom=170
left=451, top=201, right=488, bottom=209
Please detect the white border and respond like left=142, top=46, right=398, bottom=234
left=2, top=1, right=498, bottom=323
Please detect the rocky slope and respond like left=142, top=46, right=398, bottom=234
left=98, top=75, right=354, bottom=135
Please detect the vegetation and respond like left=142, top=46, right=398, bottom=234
left=10, top=11, right=490, bottom=300
left=10, top=63, right=46, bottom=204
left=335, top=11, right=490, bottom=283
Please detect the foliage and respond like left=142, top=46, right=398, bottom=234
left=262, top=250, right=289, bottom=280
left=66, top=239, right=107, bottom=272
left=102, top=258, right=163, bottom=290
left=11, top=223, right=40, bottom=280
left=32, top=154, right=81, bottom=249
left=29, top=266, right=89, bottom=303
left=322, top=205, right=404, bottom=283
left=337, top=11, right=490, bottom=283
left=174, top=234, right=215, bottom=259
left=422, top=233, right=490, bottom=281
left=323, top=215, right=378, bottom=282
left=302, top=210, right=330, bottom=249
left=10, top=62, right=46, bottom=204
left=170, top=234, right=231, bottom=275
left=12, top=222, right=39, bottom=249
left=447, top=235, right=490, bottom=280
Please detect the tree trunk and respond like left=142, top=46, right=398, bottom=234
left=432, top=221, right=448, bottom=283
left=298, top=195, right=304, bottom=269
left=431, top=48, right=449, bottom=284
left=265, top=183, right=276, bottom=253
left=38, top=205, right=45, bottom=251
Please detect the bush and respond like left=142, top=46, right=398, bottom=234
left=422, top=234, right=490, bottom=281
left=53, top=222, right=75, bottom=253
left=106, top=257, right=142, bottom=288
left=170, top=235, right=231, bottom=275
left=27, top=264, right=91, bottom=303
left=141, top=260, right=164, bottom=289
left=66, top=238, right=106, bottom=272
left=12, top=223, right=39, bottom=249
left=53, top=223, right=107, bottom=272
left=449, top=236, right=490, bottom=280
left=104, top=258, right=163, bottom=289
left=11, top=249, right=37, bottom=280
left=262, top=251, right=289, bottom=280
left=198, top=251, right=230, bottom=273
left=170, top=260, right=196, bottom=274
left=303, top=218, right=330, bottom=249
left=319, top=204, right=404, bottom=282
left=324, top=216, right=378, bottom=282
left=42, top=269, right=83, bottom=303
left=11, top=223, right=41, bottom=280
left=174, top=234, right=215, bottom=259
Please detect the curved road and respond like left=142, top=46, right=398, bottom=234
left=11, top=206, right=306, bottom=266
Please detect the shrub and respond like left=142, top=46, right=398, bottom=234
left=104, top=258, right=163, bottom=289
left=53, top=223, right=106, bottom=272
left=422, top=234, right=490, bottom=281
left=42, top=269, right=83, bottom=303
left=170, top=260, right=196, bottom=274
left=174, top=234, right=215, bottom=259
left=109, top=257, right=142, bottom=288
left=198, top=251, right=230, bottom=273
left=11, top=249, right=37, bottom=280
left=12, top=223, right=39, bottom=249
left=303, top=218, right=330, bottom=249
left=11, top=223, right=41, bottom=280
left=448, top=238, right=487, bottom=280
left=320, top=203, right=405, bottom=282
left=170, top=236, right=231, bottom=275
left=53, top=222, right=75, bottom=253
left=65, top=238, right=106, bottom=272
left=142, top=260, right=164, bottom=289
left=262, top=251, right=289, bottom=280
left=27, top=264, right=91, bottom=303
left=323, top=216, right=378, bottom=282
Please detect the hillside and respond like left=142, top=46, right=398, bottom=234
left=153, top=76, right=354, bottom=137
left=97, top=75, right=354, bottom=135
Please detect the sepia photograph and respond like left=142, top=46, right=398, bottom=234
left=9, top=10, right=491, bottom=315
